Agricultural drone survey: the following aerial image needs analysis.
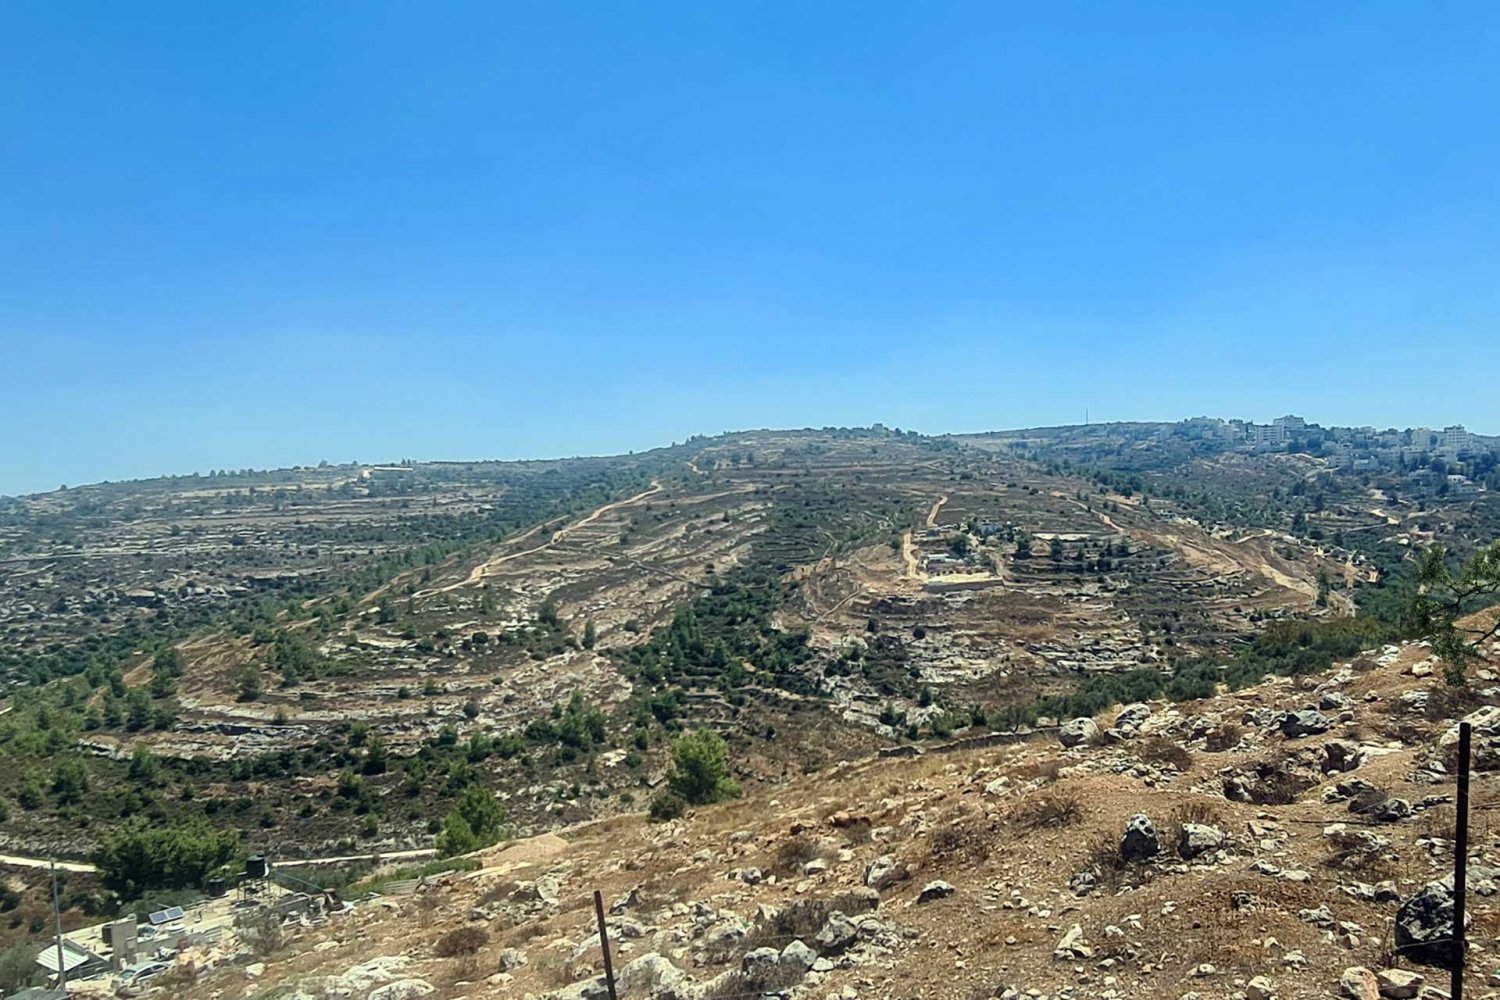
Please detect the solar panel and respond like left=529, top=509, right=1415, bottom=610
left=146, top=906, right=186, bottom=925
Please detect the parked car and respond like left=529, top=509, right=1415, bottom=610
left=118, top=961, right=170, bottom=986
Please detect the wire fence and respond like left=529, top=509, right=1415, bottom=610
left=571, top=726, right=1500, bottom=998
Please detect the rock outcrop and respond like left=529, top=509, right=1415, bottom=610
left=1059, top=717, right=1099, bottom=748
left=1120, top=814, right=1160, bottom=861
left=1395, top=878, right=1461, bottom=965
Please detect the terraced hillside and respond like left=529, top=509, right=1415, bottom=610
left=0, top=423, right=1492, bottom=951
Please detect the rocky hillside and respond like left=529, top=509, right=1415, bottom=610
left=6, top=426, right=1388, bottom=869
left=140, top=623, right=1500, bottom=1000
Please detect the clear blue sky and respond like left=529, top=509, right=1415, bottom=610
left=3, top=2, right=1499, bottom=495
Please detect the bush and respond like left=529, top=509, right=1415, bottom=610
left=838, top=818, right=873, bottom=845
left=1169, top=799, right=1223, bottom=828
left=434, top=926, right=489, bottom=957
left=16, top=772, right=44, bottom=811
left=1164, top=800, right=1226, bottom=858
left=1011, top=792, right=1084, bottom=831
left=927, top=816, right=993, bottom=863
left=436, top=787, right=508, bottom=857
left=95, top=819, right=239, bottom=898
left=1425, top=682, right=1487, bottom=722
left=0, top=942, right=41, bottom=994
left=701, top=965, right=804, bottom=1000
left=1016, top=617, right=1393, bottom=726
left=235, top=907, right=284, bottom=958
left=1347, top=786, right=1390, bottom=816
left=1079, top=832, right=1143, bottom=891
left=51, top=757, right=90, bottom=804
left=648, top=791, right=686, bottom=823
left=773, top=835, right=823, bottom=875
left=667, top=729, right=738, bottom=805
left=1135, top=737, right=1193, bottom=772
left=1324, top=822, right=1395, bottom=875
left=1203, top=722, right=1244, bottom=752
left=729, top=891, right=879, bottom=961
left=524, top=692, right=606, bottom=757
left=1227, top=761, right=1313, bottom=806
left=236, top=668, right=262, bottom=702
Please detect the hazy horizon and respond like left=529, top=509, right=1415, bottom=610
left=6, top=409, right=1494, bottom=498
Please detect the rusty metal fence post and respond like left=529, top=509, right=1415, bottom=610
left=1453, top=721, right=1472, bottom=1000
left=594, top=890, right=619, bottom=1000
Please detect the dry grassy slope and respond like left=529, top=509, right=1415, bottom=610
left=159, top=624, right=1500, bottom=1000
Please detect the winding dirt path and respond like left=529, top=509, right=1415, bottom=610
left=431, top=481, right=664, bottom=594
left=925, top=494, right=949, bottom=529
left=899, top=495, right=950, bottom=582
left=1153, top=530, right=1318, bottom=601
left=1057, top=493, right=1129, bottom=537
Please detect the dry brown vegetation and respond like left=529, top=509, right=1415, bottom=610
left=1162, top=798, right=1227, bottom=858
left=837, top=817, right=874, bottom=844
left=719, top=890, right=880, bottom=964
left=927, top=816, right=995, bottom=864
left=1204, top=721, right=1244, bottom=752
left=8, top=424, right=1500, bottom=994
left=0, top=425, right=1368, bottom=873
left=1078, top=831, right=1150, bottom=891
left=772, top=835, right=828, bottom=875
left=1135, top=735, right=1195, bottom=771
left=1346, top=785, right=1391, bottom=816
left=434, top=926, right=489, bottom=958
left=1229, top=759, right=1317, bottom=806
left=1010, top=791, right=1085, bottom=831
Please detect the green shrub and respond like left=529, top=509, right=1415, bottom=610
left=648, top=791, right=686, bottom=822
left=16, top=772, right=44, bottom=811
left=667, top=729, right=738, bottom=806
left=990, top=616, right=1393, bottom=730
left=436, top=786, right=508, bottom=857
left=94, top=819, right=239, bottom=898
left=0, top=942, right=40, bottom=994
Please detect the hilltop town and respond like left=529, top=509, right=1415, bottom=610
left=964, top=415, right=1496, bottom=497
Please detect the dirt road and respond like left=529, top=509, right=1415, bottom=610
left=281, top=847, right=436, bottom=868
left=1153, top=530, right=1317, bottom=601
left=0, top=846, right=437, bottom=876
left=0, top=854, right=95, bottom=873
left=925, top=494, right=949, bottom=529
left=1057, top=492, right=1130, bottom=537
left=429, top=481, right=664, bottom=594
left=900, top=531, right=918, bottom=579
left=899, top=495, right=950, bottom=583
